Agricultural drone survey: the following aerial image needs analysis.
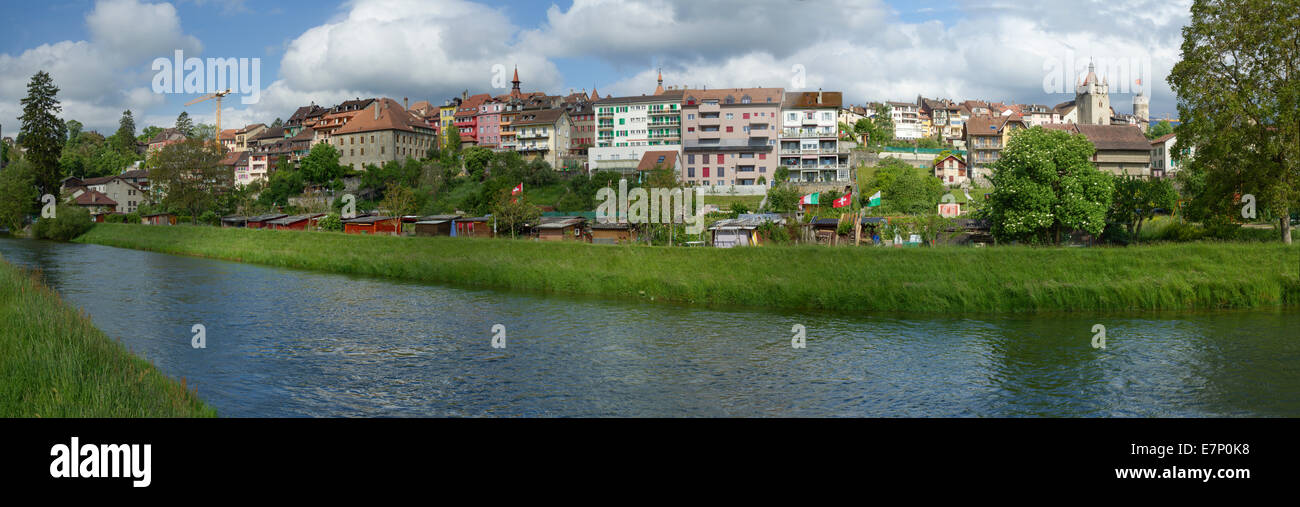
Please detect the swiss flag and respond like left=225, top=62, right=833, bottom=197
left=833, top=193, right=852, bottom=208
left=511, top=183, right=523, bottom=195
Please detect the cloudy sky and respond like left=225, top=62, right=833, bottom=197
left=0, top=0, right=1192, bottom=134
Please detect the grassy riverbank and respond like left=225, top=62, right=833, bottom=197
left=0, top=256, right=215, bottom=417
left=76, top=224, right=1300, bottom=314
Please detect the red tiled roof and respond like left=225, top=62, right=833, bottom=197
left=636, top=151, right=678, bottom=172
left=74, top=189, right=117, bottom=206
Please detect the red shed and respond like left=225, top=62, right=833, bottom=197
left=142, top=213, right=177, bottom=226
left=267, top=213, right=326, bottom=231
left=246, top=213, right=288, bottom=229
left=343, top=215, right=400, bottom=235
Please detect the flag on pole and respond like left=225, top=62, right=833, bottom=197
left=800, top=193, right=820, bottom=205
left=867, top=190, right=882, bottom=207
left=511, top=183, right=523, bottom=195
left=833, top=192, right=852, bottom=208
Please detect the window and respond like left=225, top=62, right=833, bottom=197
left=717, top=167, right=725, bottom=177
left=759, top=153, right=767, bottom=160
left=717, top=154, right=724, bottom=164
left=726, top=126, right=734, bottom=133
left=743, top=113, right=750, bottom=119
left=688, top=167, right=695, bottom=177
left=703, top=167, right=710, bottom=178
left=687, top=154, right=695, bottom=164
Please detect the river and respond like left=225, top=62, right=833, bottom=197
left=1, top=237, right=1296, bottom=417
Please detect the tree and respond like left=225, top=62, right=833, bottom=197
left=1169, top=0, right=1300, bottom=243
left=492, top=192, right=541, bottom=238
left=0, top=159, right=38, bottom=233
left=860, top=157, right=945, bottom=214
left=773, top=166, right=790, bottom=183
left=463, top=146, right=494, bottom=181
left=147, top=138, right=231, bottom=221
left=986, top=126, right=1114, bottom=244
left=855, top=104, right=895, bottom=147
left=379, top=182, right=419, bottom=226
left=175, top=111, right=194, bottom=137
left=763, top=183, right=802, bottom=213
left=139, top=126, right=163, bottom=144
left=192, top=123, right=216, bottom=142
left=1108, top=175, right=1178, bottom=243
left=446, top=128, right=463, bottom=152
left=115, top=110, right=136, bottom=152
left=270, top=118, right=283, bottom=129
left=1145, top=120, right=1174, bottom=140
left=18, top=71, right=66, bottom=196
left=65, top=120, right=82, bottom=145
left=300, top=143, right=346, bottom=185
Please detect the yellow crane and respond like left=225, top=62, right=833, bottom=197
left=184, top=89, right=232, bottom=142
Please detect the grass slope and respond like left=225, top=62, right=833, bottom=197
left=77, top=224, right=1300, bottom=314
left=0, top=256, right=215, bottom=417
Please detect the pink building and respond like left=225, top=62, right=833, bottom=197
left=476, top=98, right=503, bottom=148
left=680, top=87, right=784, bottom=186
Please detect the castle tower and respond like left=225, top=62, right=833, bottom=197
left=1076, top=61, right=1110, bottom=125
left=1133, top=87, right=1150, bottom=131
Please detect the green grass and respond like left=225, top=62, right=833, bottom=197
left=0, top=256, right=216, bottom=417
left=76, top=224, right=1300, bottom=314
left=699, top=195, right=765, bottom=211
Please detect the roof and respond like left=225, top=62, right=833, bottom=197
left=253, top=126, right=285, bottom=140
left=636, top=151, right=678, bottom=172
left=708, top=217, right=771, bottom=230
left=594, top=90, right=685, bottom=106
left=1151, top=132, right=1176, bottom=145
left=682, top=87, right=784, bottom=106
left=218, top=129, right=237, bottom=140
left=342, top=215, right=397, bottom=224
left=590, top=221, right=634, bottom=230
left=334, top=98, right=427, bottom=135
left=418, top=214, right=462, bottom=221
left=513, top=108, right=567, bottom=126
left=247, top=213, right=288, bottom=222
left=220, top=215, right=248, bottom=223
left=148, top=128, right=186, bottom=144
left=1044, top=123, right=1153, bottom=151
left=965, top=115, right=1024, bottom=136
left=534, top=217, right=586, bottom=229
left=783, top=91, right=843, bottom=109
left=219, top=151, right=250, bottom=166
left=267, top=214, right=325, bottom=226
left=74, top=189, right=116, bottom=206
left=236, top=123, right=266, bottom=134
left=289, top=127, right=315, bottom=142
left=119, top=169, right=148, bottom=179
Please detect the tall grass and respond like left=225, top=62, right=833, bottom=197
left=0, top=256, right=215, bottom=417
left=77, top=224, right=1300, bottom=314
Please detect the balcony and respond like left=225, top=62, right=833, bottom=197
left=518, top=145, right=550, bottom=153
left=517, top=131, right=548, bottom=140
left=648, top=108, right=679, bottom=116
left=780, top=129, right=836, bottom=139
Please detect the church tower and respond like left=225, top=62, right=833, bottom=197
left=1076, top=61, right=1110, bottom=125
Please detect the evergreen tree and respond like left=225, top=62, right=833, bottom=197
left=18, top=71, right=66, bottom=196
left=115, top=110, right=137, bottom=152
left=175, top=111, right=194, bottom=137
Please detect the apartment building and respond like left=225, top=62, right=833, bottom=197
left=1149, top=133, right=1188, bottom=179
left=233, top=124, right=266, bottom=151
left=680, top=87, right=783, bottom=186
left=513, top=108, right=572, bottom=169
left=963, top=114, right=1026, bottom=183
left=589, top=90, right=684, bottom=177
left=330, top=98, right=438, bottom=170
left=779, top=90, right=850, bottom=183
left=453, top=93, right=492, bottom=146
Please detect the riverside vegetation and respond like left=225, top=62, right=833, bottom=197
left=77, top=224, right=1300, bottom=314
left=0, top=256, right=215, bottom=417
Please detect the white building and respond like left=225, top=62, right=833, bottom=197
left=779, top=90, right=850, bottom=183
left=887, top=101, right=924, bottom=140
left=588, top=88, right=684, bottom=177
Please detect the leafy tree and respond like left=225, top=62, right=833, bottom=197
left=148, top=139, right=231, bottom=221
left=1169, top=0, right=1299, bottom=243
left=317, top=213, right=342, bottom=232
left=986, top=126, right=1114, bottom=244
left=65, top=120, right=82, bottom=145
left=463, top=146, right=494, bottom=181
left=763, top=183, right=802, bottom=213
left=139, top=126, right=163, bottom=144
left=115, top=110, right=136, bottom=152
left=446, top=128, right=462, bottom=152
left=0, top=159, right=38, bottom=232
left=379, top=182, right=419, bottom=221
left=18, top=71, right=67, bottom=196
left=192, top=123, right=216, bottom=142
left=492, top=192, right=541, bottom=238
left=270, top=118, right=283, bottom=129
left=1108, top=175, right=1178, bottom=243
left=258, top=167, right=304, bottom=207
left=175, top=111, right=194, bottom=137
left=855, top=104, right=895, bottom=147
left=1145, top=119, right=1174, bottom=140
left=773, top=166, right=790, bottom=183
left=300, top=143, right=346, bottom=185
left=860, top=157, right=945, bottom=214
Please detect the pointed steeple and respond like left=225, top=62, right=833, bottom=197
left=510, top=66, right=522, bottom=99
left=591, top=85, right=600, bottom=101
left=654, top=66, right=665, bottom=95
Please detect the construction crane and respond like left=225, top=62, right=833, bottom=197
left=184, top=89, right=232, bottom=141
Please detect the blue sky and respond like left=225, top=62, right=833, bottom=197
left=0, top=0, right=1189, bottom=133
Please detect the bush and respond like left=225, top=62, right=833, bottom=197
left=124, top=212, right=141, bottom=224
left=317, top=213, right=342, bottom=232
left=198, top=211, right=219, bottom=226
left=32, top=205, right=94, bottom=241
left=178, top=215, right=193, bottom=224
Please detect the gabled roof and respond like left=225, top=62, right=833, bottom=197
left=783, top=91, right=843, bottom=109
left=333, top=98, right=427, bottom=135
left=1150, top=132, right=1176, bottom=145
left=637, top=151, right=678, bottom=172
left=965, top=115, right=1024, bottom=136
left=513, top=108, right=567, bottom=126
left=236, top=123, right=266, bottom=134
left=1050, top=124, right=1152, bottom=151
left=74, top=189, right=116, bottom=206
left=148, top=128, right=186, bottom=144
left=682, top=87, right=784, bottom=106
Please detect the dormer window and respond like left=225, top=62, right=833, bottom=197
left=724, top=96, right=735, bottom=104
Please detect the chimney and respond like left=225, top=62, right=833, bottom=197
left=818, top=88, right=823, bottom=104
left=404, top=97, right=409, bottom=110
left=374, top=103, right=381, bottom=121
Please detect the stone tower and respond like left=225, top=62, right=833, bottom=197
left=1133, top=87, right=1150, bottom=131
left=1076, top=61, right=1110, bottom=125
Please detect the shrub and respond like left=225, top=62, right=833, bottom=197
left=178, top=215, right=193, bottom=224
left=124, top=212, right=141, bottom=224
left=31, top=205, right=94, bottom=241
left=198, top=211, right=219, bottom=226
left=317, top=213, right=342, bottom=232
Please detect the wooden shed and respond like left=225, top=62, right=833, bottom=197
left=343, top=215, right=400, bottom=235
left=413, top=215, right=462, bottom=237
left=221, top=215, right=248, bottom=228
left=590, top=222, right=637, bottom=245
left=454, top=216, right=494, bottom=238
left=142, top=213, right=177, bottom=226
left=534, top=217, right=587, bottom=242
left=267, top=213, right=326, bottom=231
left=246, top=213, right=288, bottom=229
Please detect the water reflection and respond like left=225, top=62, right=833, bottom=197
left=1, top=237, right=1297, bottom=417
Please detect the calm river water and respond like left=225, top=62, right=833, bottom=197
left=2, top=238, right=1296, bottom=417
